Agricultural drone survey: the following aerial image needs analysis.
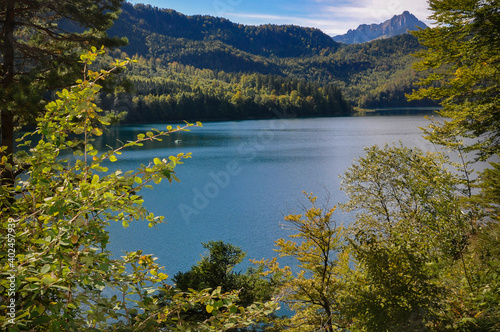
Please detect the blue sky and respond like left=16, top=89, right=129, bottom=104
left=126, top=0, right=433, bottom=36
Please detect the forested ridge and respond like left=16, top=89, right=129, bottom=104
left=101, top=55, right=352, bottom=122
left=110, top=3, right=340, bottom=59
left=102, top=3, right=435, bottom=124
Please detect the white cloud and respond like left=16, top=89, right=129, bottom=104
left=315, top=0, right=432, bottom=28
left=226, top=0, right=432, bottom=36
left=225, top=12, right=346, bottom=35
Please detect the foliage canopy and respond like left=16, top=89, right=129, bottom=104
left=410, top=0, right=500, bottom=160
left=0, top=0, right=127, bottom=207
left=0, top=48, right=277, bottom=331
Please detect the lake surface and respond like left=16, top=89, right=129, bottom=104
left=102, top=114, right=436, bottom=277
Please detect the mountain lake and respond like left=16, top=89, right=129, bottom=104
left=101, top=111, right=439, bottom=276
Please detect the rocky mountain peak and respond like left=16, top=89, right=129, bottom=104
left=333, top=11, right=427, bottom=44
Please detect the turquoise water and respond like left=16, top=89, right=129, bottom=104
left=102, top=114, right=435, bottom=276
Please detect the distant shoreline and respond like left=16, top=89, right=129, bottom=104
left=353, top=106, right=441, bottom=116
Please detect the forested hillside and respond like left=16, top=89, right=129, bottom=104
left=331, top=34, right=431, bottom=107
left=100, top=54, right=352, bottom=122
left=104, top=3, right=436, bottom=123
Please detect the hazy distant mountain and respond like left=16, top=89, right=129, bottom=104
left=333, top=11, right=427, bottom=44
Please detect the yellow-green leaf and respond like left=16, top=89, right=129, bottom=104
left=41, top=274, right=55, bottom=285
left=73, top=127, right=84, bottom=135
left=92, top=128, right=103, bottom=136
left=25, top=277, right=41, bottom=282
left=35, top=305, right=45, bottom=315
left=41, top=264, right=51, bottom=274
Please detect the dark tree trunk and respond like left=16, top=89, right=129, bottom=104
left=1, top=0, right=16, bottom=198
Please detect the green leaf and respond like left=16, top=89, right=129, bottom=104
left=35, top=305, right=45, bottom=315
left=152, top=175, right=162, bottom=184
left=25, top=277, right=41, bottom=282
left=75, top=216, right=86, bottom=227
left=73, top=127, right=84, bottom=135
left=41, top=264, right=51, bottom=274
left=41, top=274, right=55, bottom=285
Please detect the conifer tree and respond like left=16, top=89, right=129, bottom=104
left=0, top=0, right=126, bottom=195
left=409, top=0, right=500, bottom=160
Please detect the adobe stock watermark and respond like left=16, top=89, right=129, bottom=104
left=213, top=0, right=243, bottom=17
left=5, top=217, right=17, bottom=326
left=178, top=160, right=242, bottom=222
left=178, top=108, right=296, bottom=222
left=370, top=0, right=406, bottom=23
